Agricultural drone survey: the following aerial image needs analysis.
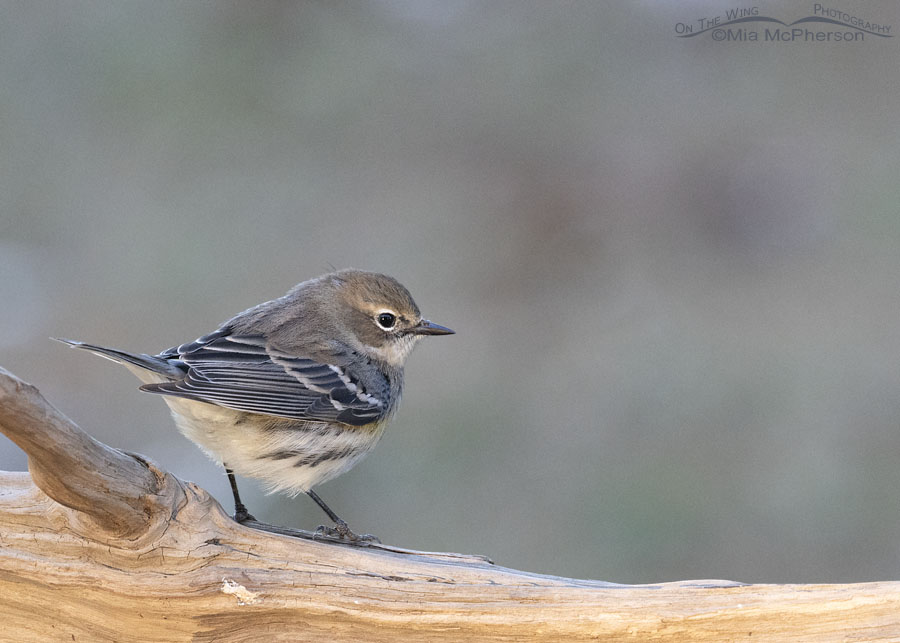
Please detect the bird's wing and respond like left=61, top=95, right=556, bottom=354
left=142, top=332, right=388, bottom=426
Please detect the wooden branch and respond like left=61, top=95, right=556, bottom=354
left=1, top=366, right=899, bottom=641
left=0, top=366, right=167, bottom=538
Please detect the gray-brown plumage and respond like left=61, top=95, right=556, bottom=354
left=56, top=269, right=453, bottom=540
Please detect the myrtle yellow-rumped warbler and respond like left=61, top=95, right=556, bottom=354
left=56, top=269, right=453, bottom=541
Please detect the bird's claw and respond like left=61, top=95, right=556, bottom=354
left=314, top=521, right=381, bottom=544
left=233, top=506, right=256, bottom=523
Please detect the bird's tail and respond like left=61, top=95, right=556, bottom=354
left=52, top=338, right=183, bottom=381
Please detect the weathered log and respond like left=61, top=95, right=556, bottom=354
left=0, top=366, right=899, bottom=642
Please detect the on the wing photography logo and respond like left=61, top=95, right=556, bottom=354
left=675, top=4, right=892, bottom=43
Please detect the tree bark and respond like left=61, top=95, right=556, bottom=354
left=0, top=366, right=898, bottom=642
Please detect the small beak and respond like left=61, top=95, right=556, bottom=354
left=410, top=319, right=455, bottom=336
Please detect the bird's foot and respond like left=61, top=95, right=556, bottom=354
left=314, top=519, right=381, bottom=544
left=233, top=503, right=256, bottom=523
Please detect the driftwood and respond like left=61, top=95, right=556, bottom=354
left=0, top=366, right=899, bottom=642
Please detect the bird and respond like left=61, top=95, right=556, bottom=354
left=55, top=269, right=453, bottom=542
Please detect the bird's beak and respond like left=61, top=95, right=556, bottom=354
left=410, top=319, right=455, bottom=336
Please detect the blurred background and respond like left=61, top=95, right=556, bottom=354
left=2, top=1, right=900, bottom=585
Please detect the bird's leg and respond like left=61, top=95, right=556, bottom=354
left=307, top=489, right=380, bottom=543
left=225, top=466, right=256, bottom=523
left=306, top=489, right=349, bottom=535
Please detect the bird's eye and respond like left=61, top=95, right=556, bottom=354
left=376, top=312, right=397, bottom=330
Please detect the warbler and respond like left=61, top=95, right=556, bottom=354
left=56, top=269, right=453, bottom=541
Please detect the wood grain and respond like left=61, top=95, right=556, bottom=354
left=1, top=366, right=899, bottom=642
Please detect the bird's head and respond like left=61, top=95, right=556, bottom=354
left=325, top=270, right=453, bottom=368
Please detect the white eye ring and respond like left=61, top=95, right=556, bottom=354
left=375, top=310, right=397, bottom=330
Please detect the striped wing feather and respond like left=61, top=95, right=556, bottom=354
left=142, top=333, right=386, bottom=426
